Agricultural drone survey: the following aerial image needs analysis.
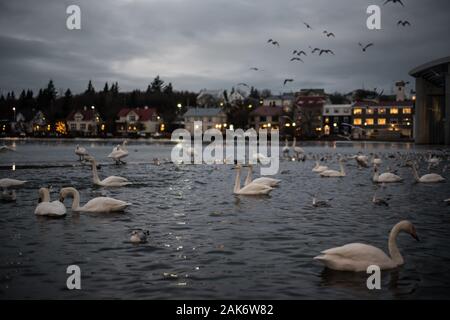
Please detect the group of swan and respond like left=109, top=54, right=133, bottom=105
left=108, top=140, right=129, bottom=164
left=315, top=220, right=419, bottom=271
left=33, top=187, right=131, bottom=216
left=281, top=138, right=304, bottom=159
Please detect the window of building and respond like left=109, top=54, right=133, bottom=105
left=403, top=107, right=412, bottom=114
left=366, top=108, right=374, bottom=115
left=272, top=116, right=279, bottom=122
left=353, top=118, right=362, bottom=125
left=378, top=108, right=386, bottom=114
left=366, top=118, right=374, bottom=125
left=378, top=118, right=386, bottom=125
left=80, top=123, right=86, bottom=130
left=353, top=108, right=363, bottom=115
left=390, top=118, right=398, bottom=124
left=129, top=115, right=136, bottom=122
left=334, top=109, right=339, bottom=114
left=260, top=116, right=267, bottom=122
left=325, top=108, right=330, bottom=114
left=390, top=108, right=399, bottom=114
left=325, top=117, right=329, bottom=123
left=70, top=124, right=77, bottom=130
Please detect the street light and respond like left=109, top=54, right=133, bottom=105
left=91, top=105, right=95, bottom=110
left=177, top=103, right=182, bottom=109
left=12, top=107, right=16, bottom=122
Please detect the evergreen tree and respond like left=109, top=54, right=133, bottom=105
left=150, top=76, right=164, bottom=93
left=103, top=82, right=109, bottom=93
left=85, top=80, right=95, bottom=94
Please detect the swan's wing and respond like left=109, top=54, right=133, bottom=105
left=239, top=183, right=273, bottom=194
left=83, top=197, right=130, bottom=212
left=319, top=243, right=389, bottom=261
left=102, top=176, right=129, bottom=184
left=35, top=201, right=66, bottom=216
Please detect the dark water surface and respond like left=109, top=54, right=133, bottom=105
left=1, top=139, right=450, bottom=299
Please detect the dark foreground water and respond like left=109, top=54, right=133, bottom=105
left=0, top=139, right=450, bottom=299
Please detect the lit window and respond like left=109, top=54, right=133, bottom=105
left=353, top=118, right=362, bottom=125
left=378, top=108, right=386, bottom=114
left=366, top=108, right=374, bottom=115
left=353, top=108, right=363, bottom=115
left=366, top=118, right=374, bottom=125
left=390, top=108, right=399, bottom=114
left=378, top=118, right=386, bottom=125
left=403, top=107, right=412, bottom=114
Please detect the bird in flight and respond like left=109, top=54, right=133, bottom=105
left=323, top=31, right=335, bottom=38
left=293, top=50, right=307, bottom=56
left=267, top=39, right=280, bottom=47
left=359, top=42, right=374, bottom=52
left=311, top=47, right=321, bottom=54
left=302, top=21, right=312, bottom=29
left=290, top=57, right=304, bottom=62
left=283, top=79, right=294, bottom=86
left=249, top=67, right=260, bottom=71
left=237, top=83, right=249, bottom=88
left=397, top=20, right=411, bottom=26
left=319, top=49, right=334, bottom=56
left=384, top=0, right=404, bottom=6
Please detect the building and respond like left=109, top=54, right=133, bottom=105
left=322, top=104, right=352, bottom=136
left=409, top=56, right=450, bottom=145
left=249, top=105, right=285, bottom=131
left=295, top=94, right=327, bottom=138
left=196, top=90, right=226, bottom=107
left=116, top=107, right=161, bottom=136
left=262, top=94, right=295, bottom=111
left=183, top=107, right=227, bottom=134
left=30, top=110, right=50, bottom=136
left=67, top=107, right=103, bottom=136
left=351, top=100, right=414, bottom=140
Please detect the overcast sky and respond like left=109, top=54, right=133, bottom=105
left=0, top=0, right=449, bottom=96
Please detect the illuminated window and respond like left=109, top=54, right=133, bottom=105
left=353, top=108, right=363, bottom=115
left=378, top=118, right=386, bottom=125
left=390, top=108, right=399, bottom=114
left=353, top=118, right=362, bottom=125
left=366, top=108, right=374, bottom=115
left=403, top=107, right=412, bottom=114
left=378, top=108, right=386, bottom=114
left=366, top=118, right=374, bottom=125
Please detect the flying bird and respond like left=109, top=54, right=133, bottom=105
left=359, top=42, right=374, bottom=52
left=319, top=49, right=334, bottom=56
left=384, top=0, right=404, bottom=6
left=311, top=47, right=321, bottom=54
left=290, top=57, right=304, bottom=62
left=267, top=39, right=280, bottom=47
left=323, top=31, right=335, bottom=37
left=283, top=79, right=294, bottom=86
left=397, top=20, right=411, bottom=26
left=303, top=21, right=312, bottom=29
left=249, top=67, right=260, bottom=71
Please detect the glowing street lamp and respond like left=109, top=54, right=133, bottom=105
left=177, top=103, right=182, bottom=109
left=91, top=105, right=95, bottom=110
left=12, top=107, right=16, bottom=122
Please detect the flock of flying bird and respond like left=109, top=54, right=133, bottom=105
left=246, top=0, right=412, bottom=88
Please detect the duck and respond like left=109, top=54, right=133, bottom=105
left=233, top=165, right=273, bottom=195
left=314, top=220, right=419, bottom=272
left=244, top=164, right=280, bottom=187
left=372, top=165, right=402, bottom=183
left=87, top=157, right=131, bottom=187
left=34, top=187, right=66, bottom=217
left=59, top=187, right=131, bottom=213
left=320, top=160, right=346, bottom=177
left=412, top=164, right=445, bottom=183
left=75, top=145, right=89, bottom=161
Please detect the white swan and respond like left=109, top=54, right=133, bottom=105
left=0, top=178, right=27, bottom=189
left=244, top=164, right=280, bottom=187
left=59, top=187, right=131, bottom=213
left=88, top=158, right=131, bottom=187
left=108, top=140, right=129, bottom=164
left=233, top=165, right=273, bottom=195
left=352, top=154, right=369, bottom=168
left=314, top=220, right=419, bottom=272
left=373, top=166, right=402, bottom=183
left=75, top=145, right=88, bottom=161
left=320, top=160, right=345, bottom=177
left=292, top=137, right=304, bottom=155
left=372, top=155, right=382, bottom=166
left=412, top=165, right=445, bottom=183
left=312, top=161, right=328, bottom=173
left=34, top=188, right=66, bottom=217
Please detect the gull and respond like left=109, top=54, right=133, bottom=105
left=359, top=42, right=374, bottom=52
left=397, top=20, right=411, bottom=26
left=384, top=0, right=404, bottom=6
left=284, top=79, right=294, bottom=86
left=290, top=57, right=304, bottom=62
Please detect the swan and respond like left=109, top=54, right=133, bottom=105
left=0, top=178, right=27, bottom=189
left=88, top=158, right=132, bottom=187
left=314, top=220, right=419, bottom=272
left=233, top=165, right=273, bottom=195
left=312, top=161, right=328, bottom=173
left=373, top=166, right=402, bottom=183
left=320, top=160, right=345, bottom=177
left=75, top=145, right=89, bottom=161
left=251, top=152, right=269, bottom=164
left=108, top=140, right=129, bottom=164
left=372, top=155, right=382, bottom=166
left=282, top=138, right=290, bottom=157
left=244, top=164, right=280, bottom=187
left=0, top=145, right=15, bottom=152
left=351, top=154, right=369, bottom=168
left=59, top=187, right=131, bottom=213
left=292, top=137, right=304, bottom=156
left=34, top=188, right=66, bottom=217
left=412, top=164, right=445, bottom=183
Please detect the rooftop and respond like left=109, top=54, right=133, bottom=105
left=183, top=107, right=225, bottom=117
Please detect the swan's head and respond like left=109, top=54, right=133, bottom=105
left=59, top=187, right=76, bottom=202
left=38, top=187, right=50, bottom=203
left=399, top=220, right=419, bottom=241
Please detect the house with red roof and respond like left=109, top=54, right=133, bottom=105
left=116, top=106, right=161, bottom=136
left=66, top=107, right=103, bottom=136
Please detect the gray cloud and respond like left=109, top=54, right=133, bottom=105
left=0, top=0, right=449, bottom=95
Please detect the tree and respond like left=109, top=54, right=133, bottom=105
left=149, top=76, right=164, bottom=93
left=103, top=82, right=109, bottom=93
left=163, top=83, right=173, bottom=95
left=85, top=80, right=95, bottom=94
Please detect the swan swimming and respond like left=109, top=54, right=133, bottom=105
left=412, top=164, right=445, bottom=183
left=312, top=160, right=328, bottom=173
left=59, top=187, right=131, bottom=213
left=292, top=137, right=304, bottom=157
left=320, top=160, right=346, bottom=177
left=233, top=165, right=273, bottom=195
left=0, top=178, right=27, bottom=189
left=373, top=165, right=402, bottom=183
left=34, top=188, right=67, bottom=217
left=108, top=140, right=129, bottom=164
left=75, top=145, right=89, bottom=161
left=88, top=158, right=132, bottom=187
left=244, top=164, right=280, bottom=187
left=314, top=220, right=419, bottom=272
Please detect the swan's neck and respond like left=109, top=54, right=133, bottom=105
left=68, top=188, right=81, bottom=210
left=388, top=224, right=404, bottom=266
left=40, top=189, right=51, bottom=202
left=244, top=166, right=252, bottom=186
left=292, top=138, right=296, bottom=147
left=373, top=169, right=379, bottom=182
left=91, top=162, right=101, bottom=184
left=234, top=167, right=241, bottom=193
left=314, top=161, right=319, bottom=168
left=412, top=166, right=420, bottom=182
left=339, top=162, right=345, bottom=175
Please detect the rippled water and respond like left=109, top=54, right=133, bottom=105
left=1, top=139, right=450, bottom=299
